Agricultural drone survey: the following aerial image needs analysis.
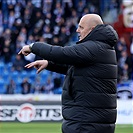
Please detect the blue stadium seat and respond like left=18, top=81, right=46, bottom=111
left=29, top=70, right=36, bottom=81
left=0, top=79, right=6, bottom=94
left=40, top=70, right=49, bottom=83
left=20, top=71, right=28, bottom=79
left=5, top=62, right=13, bottom=72
left=0, top=62, right=4, bottom=74
left=53, top=87, right=62, bottom=94
left=2, top=71, right=9, bottom=81
left=14, top=78, right=22, bottom=94
left=14, top=85, right=22, bottom=94
left=11, top=71, right=19, bottom=81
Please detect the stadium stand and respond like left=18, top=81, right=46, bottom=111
left=0, top=0, right=132, bottom=97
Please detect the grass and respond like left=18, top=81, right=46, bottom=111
left=115, top=124, right=133, bottom=133
left=0, top=122, right=133, bottom=133
left=0, top=122, right=62, bottom=133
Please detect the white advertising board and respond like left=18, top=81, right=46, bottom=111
left=0, top=96, right=133, bottom=124
left=116, top=100, right=133, bottom=124
left=0, top=103, right=62, bottom=123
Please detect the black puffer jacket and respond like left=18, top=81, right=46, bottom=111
left=31, top=24, right=118, bottom=133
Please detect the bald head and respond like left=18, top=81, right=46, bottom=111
left=76, top=14, right=104, bottom=41
left=82, top=14, right=103, bottom=27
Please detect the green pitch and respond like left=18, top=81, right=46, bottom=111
left=0, top=122, right=133, bottom=133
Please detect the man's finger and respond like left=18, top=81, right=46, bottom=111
left=18, top=50, right=22, bottom=55
left=23, top=52, right=29, bottom=56
left=25, top=63, right=34, bottom=68
left=34, top=66, right=38, bottom=69
left=25, top=63, right=31, bottom=68
left=37, top=66, right=43, bottom=74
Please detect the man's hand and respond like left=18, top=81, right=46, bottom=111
left=18, top=45, right=31, bottom=56
left=25, top=60, right=48, bottom=74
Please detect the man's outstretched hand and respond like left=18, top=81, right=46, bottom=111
left=25, top=60, right=48, bottom=74
left=18, top=45, right=31, bottom=56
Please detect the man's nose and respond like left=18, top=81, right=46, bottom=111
left=76, top=28, right=79, bottom=33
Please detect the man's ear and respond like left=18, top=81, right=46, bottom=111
left=89, top=26, right=95, bottom=33
left=91, top=26, right=95, bottom=31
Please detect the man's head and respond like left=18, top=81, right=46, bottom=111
left=76, top=14, right=104, bottom=41
left=123, top=1, right=133, bottom=28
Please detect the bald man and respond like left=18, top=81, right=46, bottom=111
left=77, top=14, right=103, bottom=41
left=19, top=14, right=118, bottom=133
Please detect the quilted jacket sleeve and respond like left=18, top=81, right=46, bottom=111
left=31, top=41, right=98, bottom=65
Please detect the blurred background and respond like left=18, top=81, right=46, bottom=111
left=0, top=0, right=133, bottom=132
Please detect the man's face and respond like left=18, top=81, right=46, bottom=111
left=123, top=1, right=133, bottom=28
left=76, top=18, right=92, bottom=41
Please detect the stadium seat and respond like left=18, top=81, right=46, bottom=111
left=29, top=70, right=36, bottom=81
left=0, top=79, right=6, bottom=94
left=40, top=70, right=49, bottom=83
left=2, top=71, right=9, bottom=81
left=14, top=78, right=22, bottom=94
left=14, top=85, right=22, bottom=94
left=5, top=62, right=13, bottom=72
left=0, top=62, right=4, bottom=74
left=53, top=87, right=62, bottom=94
left=20, top=71, right=28, bottom=79
left=11, top=71, right=19, bottom=81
